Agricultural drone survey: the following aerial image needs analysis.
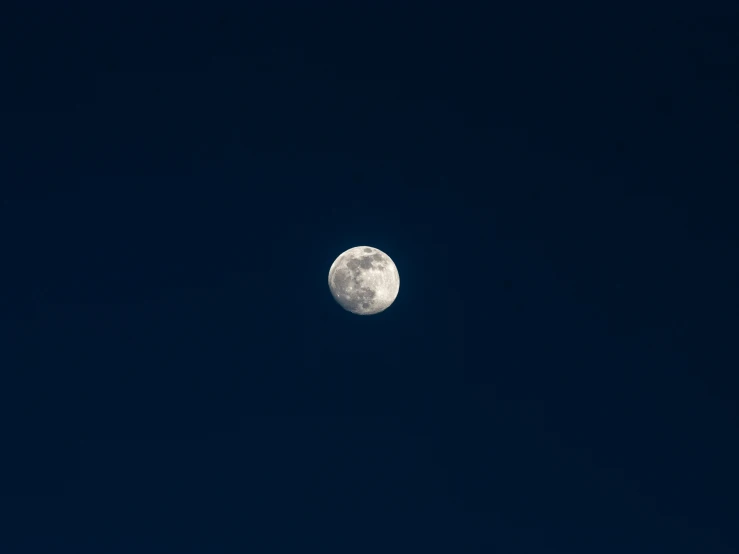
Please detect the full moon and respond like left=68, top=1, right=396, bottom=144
left=328, top=246, right=400, bottom=315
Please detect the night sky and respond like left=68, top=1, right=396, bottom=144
left=2, top=2, right=738, bottom=552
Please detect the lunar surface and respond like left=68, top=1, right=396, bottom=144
left=328, top=246, right=400, bottom=315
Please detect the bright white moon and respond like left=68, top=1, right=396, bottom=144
left=328, top=246, right=400, bottom=315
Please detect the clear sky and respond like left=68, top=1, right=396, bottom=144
left=2, top=2, right=738, bottom=552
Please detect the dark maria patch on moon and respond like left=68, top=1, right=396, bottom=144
left=371, top=252, right=387, bottom=269
left=332, top=259, right=377, bottom=312
left=332, top=268, right=353, bottom=293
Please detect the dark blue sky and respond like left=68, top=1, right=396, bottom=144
left=2, top=1, right=738, bottom=552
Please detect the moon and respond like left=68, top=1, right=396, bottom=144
left=328, top=246, right=400, bottom=315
